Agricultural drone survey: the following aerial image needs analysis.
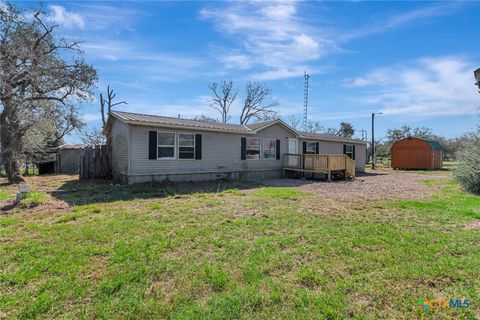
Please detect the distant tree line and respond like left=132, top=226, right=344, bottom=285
left=373, top=125, right=471, bottom=162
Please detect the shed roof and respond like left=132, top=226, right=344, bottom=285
left=393, top=137, right=443, bottom=150
left=425, top=140, right=443, bottom=150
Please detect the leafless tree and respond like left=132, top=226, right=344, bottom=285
left=100, top=85, right=127, bottom=128
left=287, top=115, right=301, bottom=129
left=0, top=3, right=97, bottom=182
left=192, top=114, right=219, bottom=123
left=80, top=127, right=105, bottom=146
left=305, top=121, right=324, bottom=133
left=208, top=80, right=237, bottom=123
left=239, top=81, right=278, bottom=125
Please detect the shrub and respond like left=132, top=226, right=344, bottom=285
left=20, top=192, right=46, bottom=207
left=454, top=131, right=480, bottom=195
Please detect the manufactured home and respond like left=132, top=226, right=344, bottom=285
left=104, top=111, right=367, bottom=184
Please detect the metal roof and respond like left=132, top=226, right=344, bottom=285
left=425, top=140, right=443, bottom=150
left=298, top=131, right=366, bottom=144
left=111, top=111, right=252, bottom=133
left=109, top=111, right=366, bottom=144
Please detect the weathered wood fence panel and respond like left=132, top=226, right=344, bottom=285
left=79, top=145, right=112, bottom=180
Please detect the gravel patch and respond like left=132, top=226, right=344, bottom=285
left=263, top=170, right=449, bottom=202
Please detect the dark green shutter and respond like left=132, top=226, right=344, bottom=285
left=315, top=142, right=319, bottom=154
left=195, top=134, right=202, bottom=160
left=276, top=139, right=280, bottom=160
left=343, top=144, right=346, bottom=155
left=352, top=145, right=356, bottom=160
left=241, top=138, right=247, bottom=160
left=149, top=131, right=157, bottom=159
left=302, top=141, right=307, bottom=154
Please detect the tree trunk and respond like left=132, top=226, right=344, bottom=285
left=0, top=106, right=25, bottom=184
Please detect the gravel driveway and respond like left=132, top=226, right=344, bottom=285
left=263, top=169, right=449, bottom=201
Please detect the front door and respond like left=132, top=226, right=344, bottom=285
left=288, top=138, right=298, bottom=166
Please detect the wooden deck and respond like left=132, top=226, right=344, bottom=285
left=282, top=154, right=356, bottom=180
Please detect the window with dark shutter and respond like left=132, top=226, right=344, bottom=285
left=148, top=131, right=157, bottom=159
left=241, top=138, right=247, bottom=160
left=305, top=142, right=316, bottom=154
left=195, top=134, right=202, bottom=160
left=302, top=141, right=307, bottom=154
left=276, top=139, right=280, bottom=160
left=178, top=133, right=195, bottom=159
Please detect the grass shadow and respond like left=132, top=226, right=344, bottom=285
left=50, top=174, right=334, bottom=207
left=50, top=178, right=264, bottom=206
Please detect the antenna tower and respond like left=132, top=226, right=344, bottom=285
left=303, top=71, right=310, bottom=130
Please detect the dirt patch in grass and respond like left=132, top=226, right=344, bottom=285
left=264, top=169, right=449, bottom=202
left=464, top=219, right=480, bottom=230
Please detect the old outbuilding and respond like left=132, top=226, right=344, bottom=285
left=391, top=137, right=443, bottom=170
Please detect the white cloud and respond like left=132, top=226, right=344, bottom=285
left=340, top=2, right=464, bottom=41
left=48, top=5, right=85, bottom=29
left=200, top=1, right=333, bottom=80
left=221, top=54, right=252, bottom=70
left=346, top=57, right=480, bottom=117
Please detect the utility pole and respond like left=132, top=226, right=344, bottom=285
left=303, top=71, right=310, bottom=131
left=371, top=113, right=375, bottom=169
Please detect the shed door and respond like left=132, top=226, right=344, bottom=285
left=288, top=138, right=298, bottom=166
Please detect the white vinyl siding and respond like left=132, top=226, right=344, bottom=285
left=109, top=118, right=130, bottom=179
left=127, top=123, right=291, bottom=176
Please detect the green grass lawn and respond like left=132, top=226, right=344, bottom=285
left=0, top=175, right=479, bottom=319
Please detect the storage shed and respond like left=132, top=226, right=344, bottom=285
left=391, top=137, right=443, bottom=169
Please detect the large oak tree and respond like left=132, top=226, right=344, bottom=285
left=0, top=3, right=97, bottom=182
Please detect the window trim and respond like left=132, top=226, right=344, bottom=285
left=178, top=132, right=196, bottom=160
left=157, top=131, right=176, bottom=160
left=262, top=138, right=277, bottom=160
left=246, top=138, right=262, bottom=160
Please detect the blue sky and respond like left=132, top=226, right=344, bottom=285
left=15, top=1, right=480, bottom=142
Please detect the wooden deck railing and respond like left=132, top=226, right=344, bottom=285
left=283, top=153, right=356, bottom=179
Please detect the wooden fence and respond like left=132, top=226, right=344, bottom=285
left=79, top=145, right=112, bottom=180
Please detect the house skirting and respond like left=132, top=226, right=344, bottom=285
left=122, top=169, right=282, bottom=185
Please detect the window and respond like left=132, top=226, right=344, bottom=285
left=158, top=132, right=176, bottom=159
left=263, top=139, right=276, bottom=159
left=306, top=142, right=316, bottom=154
left=246, top=138, right=261, bottom=160
left=344, top=144, right=354, bottom=159
left=178, top=133, right=195, bottom=159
